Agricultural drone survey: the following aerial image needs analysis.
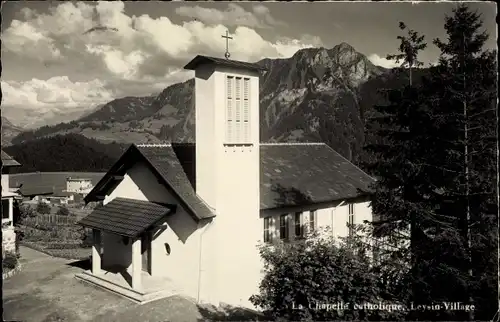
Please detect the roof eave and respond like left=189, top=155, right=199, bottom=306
left=2, top=162, right=21, bottom=167
left=78, top=205, right=175, bottom=238
left=84, top=144, right=137, bottom=204
left=183, top=55, right=267, bottom=72
left=84, top=144, right=213, bottom=223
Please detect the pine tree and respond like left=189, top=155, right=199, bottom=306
left=364, top=23, right=435, bottom=316
left=387, top=22, right=428, bottom=86
left=430, top=4, right=498, bottom=320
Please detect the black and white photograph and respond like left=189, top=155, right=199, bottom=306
left=1, top=1, right=498, bottom=321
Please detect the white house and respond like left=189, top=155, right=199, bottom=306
left=66, top=177, right=93, bottom=194
left=77, top=55, right=375, bottom=309
left=2, top=150, right=21, bottom=255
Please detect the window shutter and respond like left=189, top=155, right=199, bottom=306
left=243, top=78, right=250, bottom=142
left=235, top=78, right=242, bottom=142
left=235, top=77, right=241, bottom=100
left=227, top=100, right=233, bottom=143
left=226, top=76, right=234, bottom=143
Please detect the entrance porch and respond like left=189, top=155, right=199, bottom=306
left=75, top=268, right=181, bottom=304
left=76, top=198, right=177, bottom=304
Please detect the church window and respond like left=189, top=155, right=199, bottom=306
left=279, top=214, right=289, bottom=240
left=309, top=210, right=316, bottom=232
left=243, top=78, right=250, bottom=141
left=226, top=75, right=251, bottom=144
left=348, top=203, right=355, bottom=237
left=263, top=217, right=272, bottom=243
left=226, top=76, right=234, bottom=142
left=294, top=212, right=304, bottom=237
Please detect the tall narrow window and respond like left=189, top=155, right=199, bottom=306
left=235, top=77, right=242, bottom=142
left=309, top=210, right=316, bottom=232
left=226, top=76, right=234, bottom=142
left=280, top=214, right=289, bottom=240
left=294, top=212, right=303, bottom=238
left=263, top=217, right=272, bottom=243
left=348, top=203, right=355, bottom=237
left=226, top=75, right=251, bottom=144
left=243, top=78, right=250, bottom=142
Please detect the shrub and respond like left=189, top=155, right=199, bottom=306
left=36, top=202, right=51, bottom=215
left=20, top=204, right=37, bottom=219
left=80, top=229, right=94, bottom=248
left=250, top=226, right=409, bottom=321
left=56, top=206, right=70, bottom=216
left=2, top=252, right=18, bottom=270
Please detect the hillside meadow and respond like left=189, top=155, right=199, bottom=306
left=10, top=172, right=106, bottom=194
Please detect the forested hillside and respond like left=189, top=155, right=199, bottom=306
left=4, top=134, right=127, bottom=173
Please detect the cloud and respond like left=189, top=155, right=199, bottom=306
left=1, top=1, right=321, bottom=126
left=3, top=2, right=319, bottom=81
left=1, top=77, right=114, bottom=111
left=175, top=3, right=286, bottom=29
left=367, top=54, right=400, bottom=68
left=1, top=20, right=62, bottom=61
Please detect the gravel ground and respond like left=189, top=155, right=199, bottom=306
left=2, top=246, right=266, bottom=322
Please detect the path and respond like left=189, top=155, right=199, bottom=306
left=2, top=246, right=263, bottom=322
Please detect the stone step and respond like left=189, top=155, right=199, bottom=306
left=75, top=272, right=178, bottom=304
left=75, top=272, right=145, bottom=303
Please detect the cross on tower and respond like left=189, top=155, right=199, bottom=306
left=221, top=30, right=233, bottom=60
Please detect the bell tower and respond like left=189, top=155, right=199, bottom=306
left=184, top=51, right=266, bottom=308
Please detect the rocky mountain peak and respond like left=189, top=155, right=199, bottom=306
left=9, top=45, right=393, bottom=160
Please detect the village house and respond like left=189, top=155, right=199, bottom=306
left=66, top=177, right=94, bottom=194
left=1, top=151, right=22, bottom=255
left=15, top=176, right=91, bottom=206
left=76, top=54, right=375, bottom=309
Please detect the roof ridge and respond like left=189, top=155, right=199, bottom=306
left=260, top=142, right=326, bottom=146
left=136, top=143, right=172, bottom=147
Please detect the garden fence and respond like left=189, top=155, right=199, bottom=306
left=23, top=213, right=86, bottom=226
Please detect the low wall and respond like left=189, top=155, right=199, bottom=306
left=2, top=262, right=22, bottom=279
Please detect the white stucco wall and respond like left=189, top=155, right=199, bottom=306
left=67, top=179, right=93, bottom=194
left=194, top=65, right=262, bottom=309
left=261, top=199, right=372, bottom=243
left=103, top=161, right=207, bottom=298
left=2, top=174, right=9, bottom=195
left=2, top=196, right=15, bottom=253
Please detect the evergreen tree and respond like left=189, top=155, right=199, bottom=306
left=430, top=4, right=498, bottom=320
left=387, top=22, right=428, bottom=86
left=364, top=23, right=435, bottom=317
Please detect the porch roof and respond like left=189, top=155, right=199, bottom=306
left=78, top=197, right=174, bottom=238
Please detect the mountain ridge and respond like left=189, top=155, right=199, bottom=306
left=9, top=43, right=398, bottom=163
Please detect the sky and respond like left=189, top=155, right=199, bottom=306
left=1, top=1, right=497, bottom=127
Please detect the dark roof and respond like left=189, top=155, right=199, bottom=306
left=77, top=197, right=173, bottom=238
left=184, top=55, right=267, bottom=72
left=1, top=150, right=21, bottom=167
left=86, top=143, right=375, bottom=218
left=260, top=143, right=375, bottom=209
left=85, top=144, right=215, bottom=221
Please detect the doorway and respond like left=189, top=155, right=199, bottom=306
left=141, top=232, right=151, bottom=274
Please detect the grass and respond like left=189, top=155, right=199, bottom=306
left=20, top=241, right=91, bottom=260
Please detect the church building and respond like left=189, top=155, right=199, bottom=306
left=77, top=54, right=375, bottom=309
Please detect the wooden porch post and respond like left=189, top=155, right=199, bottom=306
left=92, top=229, right=102, bottom=275
left=131, top=237, right=142, bottom=290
